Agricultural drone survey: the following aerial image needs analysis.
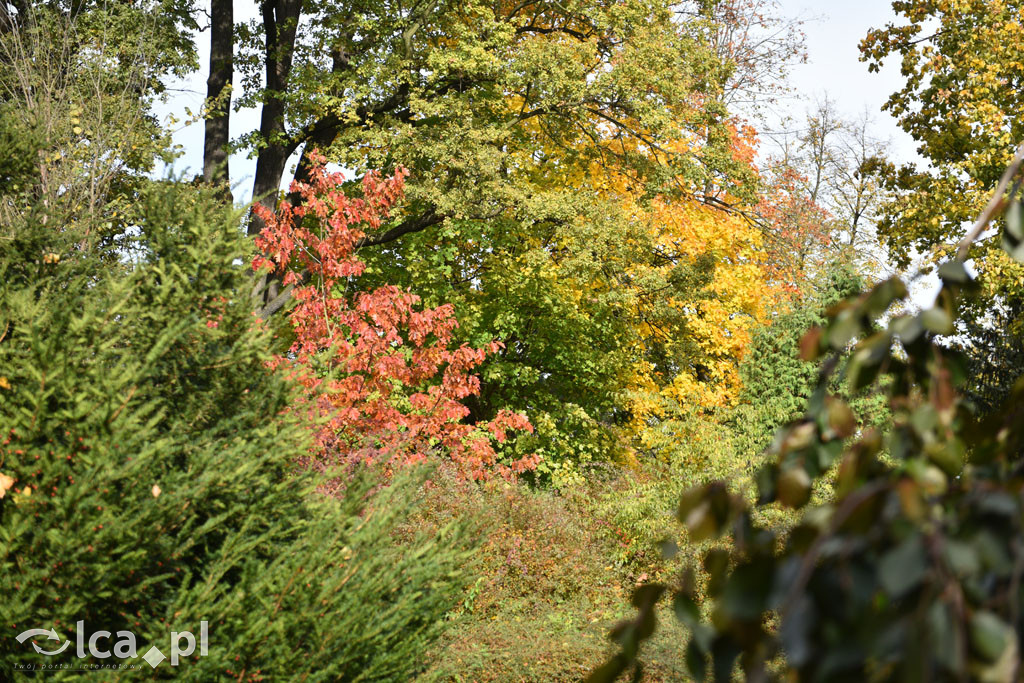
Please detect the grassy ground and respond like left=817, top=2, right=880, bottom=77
left=407, top=469, right=695, bottom=682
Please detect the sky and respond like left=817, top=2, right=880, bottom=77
left=774, top=0, right=918, bottom=163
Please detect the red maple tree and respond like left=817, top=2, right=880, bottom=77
left=253, top=153, right=536, bottom=481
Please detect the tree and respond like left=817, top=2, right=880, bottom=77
left=730, top=258, right=865, bottom=457
left=622, top=130, right=795, bottom=446
left=232, top=0, right=755, bottom=312
left=197, top=2, right=791, bottom=477
left=956, top=296, right=1024, bottom=417
left=861, top=0, right=1024, bottom=422
left=859, top=0, right=1024, bottom=272
left=696, top=0, right=806, bottom=116
left=0, top=168, right=476, bottom=681
left=0, top=3, right=194, bottom=247
left=764, top=98, right=892, bottom=277
left=1, top=13, right=476, bottom=678
left=201, top=0, right=232, bottom=192
left=252, top=153, right=535, bottom=480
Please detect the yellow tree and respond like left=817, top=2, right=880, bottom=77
left=861, top=0, right=1024, bottom=411
left=584, top=129, right=797, bottom=463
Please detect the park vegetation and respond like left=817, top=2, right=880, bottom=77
left=1, top=0, right=1023, bottom=680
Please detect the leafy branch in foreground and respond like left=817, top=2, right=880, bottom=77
left=590, top=145, right=1024, bottom=682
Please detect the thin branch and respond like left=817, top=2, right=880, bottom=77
left=956, top=142, right=1024, bottom=260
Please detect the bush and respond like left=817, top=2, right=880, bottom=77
left=404, top=466, right=702, bottom=682
left=0, top=179, right=474, bottom=680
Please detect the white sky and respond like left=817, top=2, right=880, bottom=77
left=774, top=0, right=918, bottom=164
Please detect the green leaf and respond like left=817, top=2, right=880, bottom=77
left=937, top=260, right=970, bottom=283
left=1006, top=200, right=1024, bottom=241
left=776, top=465, right=812, bottom=508
left=704, top=549, right=730, bottom=597
left=942, top=539, right=980, bottom=577
left=969, top=611, right=1013, bottom=662
left=847, top=350, right=882, bottom=391
left=755, top=464, right=777, bottom=505
left=779, top=595, right=814, bottom=668
left=685, top=639, right=707, bottom=682
left=920, top=307, right=954, bottom=335
left=879, top=534, right=927, bottom=598
left=631, top=583, right=665, bottom=610
left=891, top=314, right=924, bottom=343
left=825, top=399, right=856, bottom=439
left=799, top=326, right=823, bottom=361
left=720, top=560, right=775, bottom=620
left=1002, top=231, right=1024, bottom=263
left=909, top=403, right=939, bottom=437
left=677, top=486, right=706, bottom=524
left=711, top=639, right=740, bottom=682
left=863, top=277, right=908, bottom=316
left=674, top=592, right=700, bottom=628
left=927, top=601, right=962, bottom=672
left=827, top=310, right=861, bottom=349
left=585, top=655, right=629, bottom=683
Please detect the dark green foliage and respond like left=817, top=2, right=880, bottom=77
left=0, top=173, right=473, bottom=679
left=732, top=259, right=867, bottom=455
left=956, top=296, right=1024, bottom=417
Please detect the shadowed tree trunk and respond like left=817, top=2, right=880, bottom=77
left=248, top=0, right=303, bottom=315
left=249, top=0, right=302, bottom=234
left=202, top=0, right=232, bottom=197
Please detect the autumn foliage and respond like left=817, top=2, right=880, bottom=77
left=252, top=154, right=535, bottom=480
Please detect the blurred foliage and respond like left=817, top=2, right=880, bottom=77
left=592, top=155, right=1024, bottom=682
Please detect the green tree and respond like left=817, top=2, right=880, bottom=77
left=731, top=259, right=866, bottom=457
left=224, top=0, right=768, bottom=474
left=859, top=0, right=1024, bottom=270
left=860, top=0, right=1024, bottom=431
left=0, top=20, right=474, bottom=675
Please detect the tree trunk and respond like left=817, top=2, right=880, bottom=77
left=249, top=0, right=303, bottom=315
left=249, top=0, right=302, bottom=234
left=202, top=0, right=233, bottom=196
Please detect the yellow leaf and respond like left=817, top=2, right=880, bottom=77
left=0, top=472, right=14, bottom=498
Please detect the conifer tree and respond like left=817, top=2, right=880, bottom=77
left=0, top=145, right=474, bottom=679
